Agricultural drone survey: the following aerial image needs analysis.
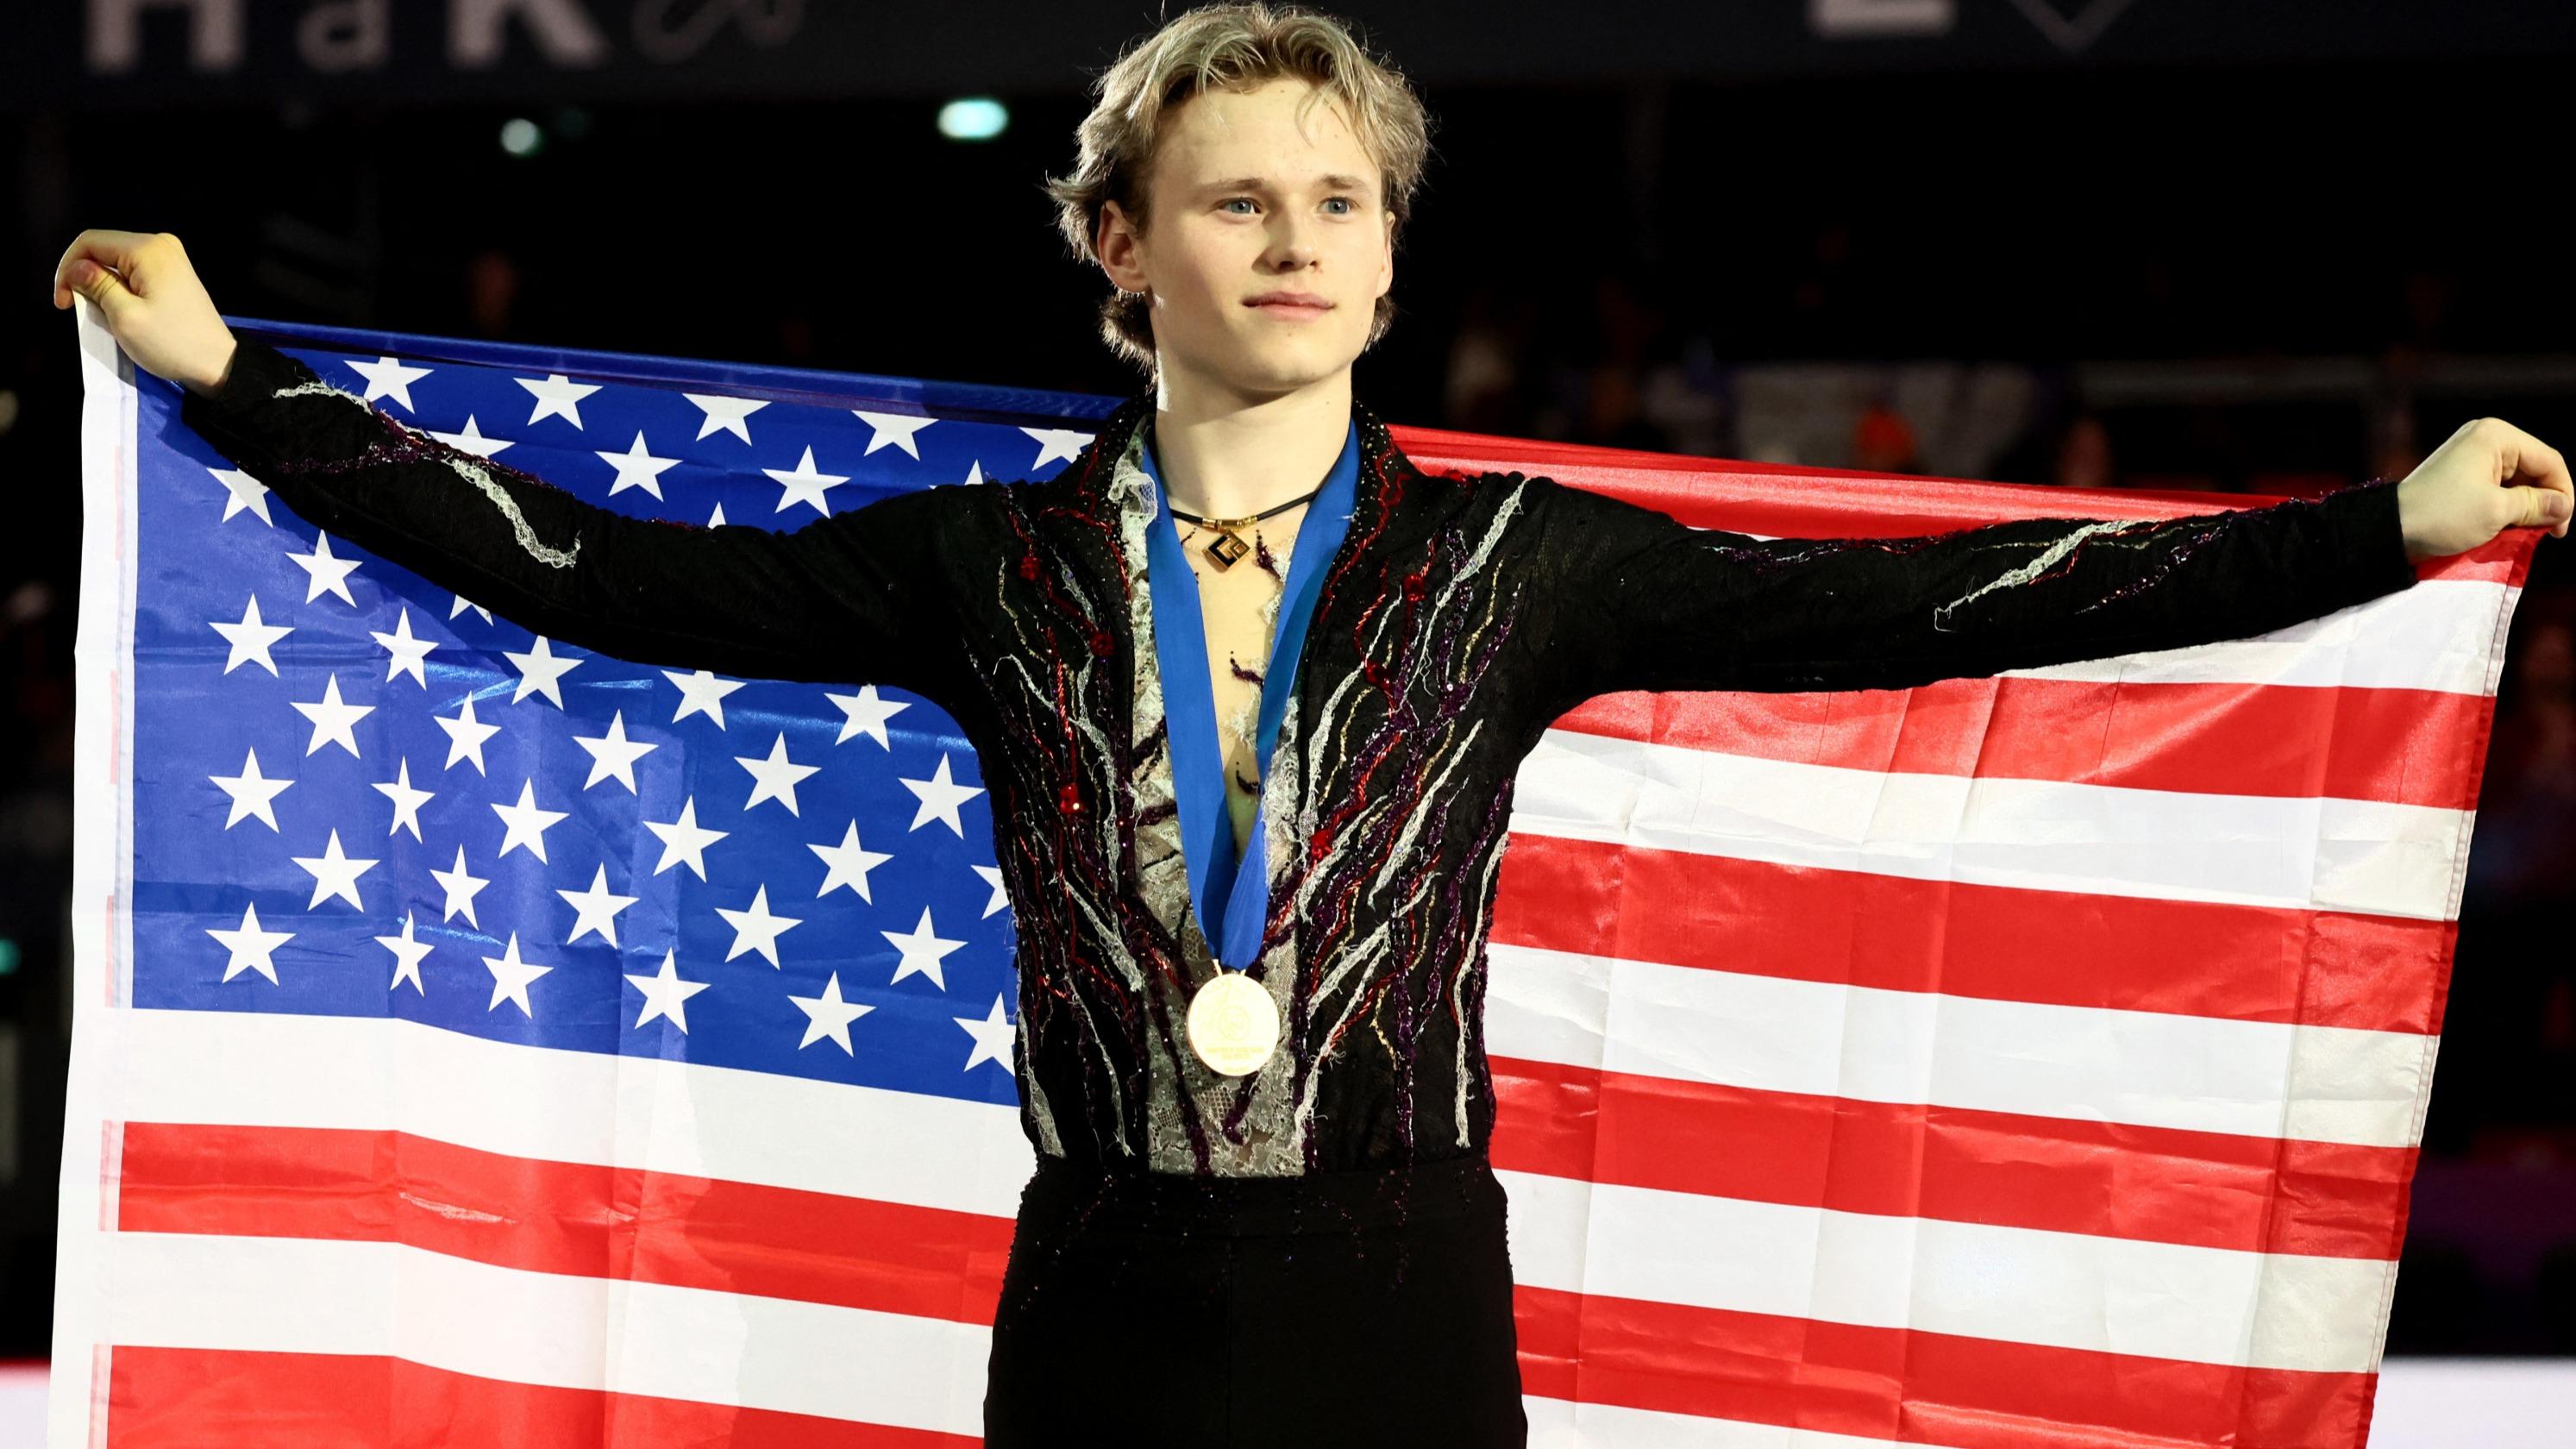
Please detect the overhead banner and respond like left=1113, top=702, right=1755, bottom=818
left=16, top=0, right=2573, bottom=110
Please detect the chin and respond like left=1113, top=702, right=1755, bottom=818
left=1232, top=339, right=1365, bottom=388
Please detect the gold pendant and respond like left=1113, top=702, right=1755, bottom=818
left=1202, top=529, right=1250, bottom=570
left=1187, top=969, right=1279, bottom=1076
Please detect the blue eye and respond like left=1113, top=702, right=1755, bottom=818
left=1220, top=196, right=1358, bottom=215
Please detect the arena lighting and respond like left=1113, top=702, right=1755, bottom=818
left=937, top=97, right=1009, bottom=141
left=498, top=116, right=545, bottom=158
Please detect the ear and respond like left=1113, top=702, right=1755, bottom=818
left=1375, top=210, right=1395, bottom=301
left=1098, top=200, right=1149, bottom=294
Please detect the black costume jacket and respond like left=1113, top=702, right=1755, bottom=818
left=183, top=335, right=2423, bottom=1183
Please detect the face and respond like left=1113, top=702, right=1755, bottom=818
left=1097, top=76, right=1395, bottom=402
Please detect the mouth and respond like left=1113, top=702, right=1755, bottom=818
left=1245, top=295, right=1333, bottom=320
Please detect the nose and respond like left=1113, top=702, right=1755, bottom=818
left=1263, top=215, right=1318, bottom=271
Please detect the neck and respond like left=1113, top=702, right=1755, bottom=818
left=1148, top=364, right=1352, bottom=519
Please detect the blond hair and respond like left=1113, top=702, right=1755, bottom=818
left=1042, top=3, right=1435, bottom=374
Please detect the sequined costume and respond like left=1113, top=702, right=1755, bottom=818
left=181, top=335, right=2421, bottom=1445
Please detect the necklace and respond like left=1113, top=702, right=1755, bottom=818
left=1166, top=485, right=1322, bottom=570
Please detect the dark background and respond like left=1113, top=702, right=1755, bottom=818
left=3, top=0, right=2573, bottom=1359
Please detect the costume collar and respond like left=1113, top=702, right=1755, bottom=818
left=1057, top=383, right=1426, bottom=524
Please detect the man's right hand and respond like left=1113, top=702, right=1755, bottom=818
left=53, top=229, right=241, bottom=398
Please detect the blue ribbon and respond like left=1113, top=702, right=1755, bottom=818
left=1138, top=415, right=1361, bottom=970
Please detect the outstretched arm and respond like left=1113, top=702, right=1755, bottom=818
left=1524, top=470, right=2421, bottom=712
left=180, top=335, right=968, bottom=701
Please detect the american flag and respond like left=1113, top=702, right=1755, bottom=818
left=54, top=304, right=2531, bottom=1447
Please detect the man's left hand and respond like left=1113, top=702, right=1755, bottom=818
left=2395, top=417, right=2571, bottom=561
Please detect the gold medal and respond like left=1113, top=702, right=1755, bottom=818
left=1187, top=968, right=1280, bottom=1076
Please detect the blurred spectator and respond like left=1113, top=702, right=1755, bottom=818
left=1440, top=279, right=1537, bottom=436
left=1568, top=270, right=1674, bottom=451
left=1576, top=363, right=1668, bottom=451
left=467, top=245, right=519, bottom=339
left=1637, top=330, right=1730, bottom=459
left=1851, top=396, right=1921, bottom=474
left=1990, top=375, right=2118, bottom=491
left=2053, top=413, right=2117, bottom=491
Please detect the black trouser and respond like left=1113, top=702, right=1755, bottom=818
left=982, top=1149, right=1528, bottom=1447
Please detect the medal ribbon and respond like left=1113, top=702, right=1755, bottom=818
left=1138, top=415, right=1361, bottom=971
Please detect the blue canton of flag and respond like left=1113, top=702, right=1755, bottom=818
left=141, top=321, right=1116, bottom=1099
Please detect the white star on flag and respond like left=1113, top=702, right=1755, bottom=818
left=736, top=732, right=820, bottom=816
left=762, top=445, right=849, bottom=517
left=210, top=747, right=292, bottom=831
left=599, top=431, right=682, bottom=499
left=789, top=970, right=873, bottom=1054
left=505, top=635, right=583, bottom=707
left=431, top=844, right=491, bottom=928
left=643, top=796, right=728, bottom=880
left=209, top=464, right=273, bottom=524
left=518, top=372, right=602, bottom=428
left=492, top=779, right=569, bottom=863
left=436, top=694, right=502, bottom=773
left=1021, top=424, right=1094, bottom=468
left=881, top=906, right=965, bottom=990
left=572, top=708, right=657, bottom=792
left=207, top=901, right=293, bottom=985
left=624, top=949, right=713, bottom=1032
left=373, top=910, right=433, bottom=994
left=342, top=354, right=431, bottom=410
left=557, top=864, right=640, bottom=947
left=956, top=994, right=1016, bottom=1072
left=428, top=415, right=513, bottom=459
left=851, top=409, right=936, bottom=460
left=971, top=864, right=1011, bottom=918
left=291, top=828, right=379, bottom=910
left=826, top=683, right=911, bottom=748
left=663, top=668, right=743, bottom=728
left=373, top=757, right=434, bottom=840
left=369, top=606, right=440, bottom=687
left=683, top=392, right=768, bottom=443
left=285, top=530, right=363, bottom=606
left=809, top=821, right=893, bottom=903
left=716, top=884, right=803, bottom=968
left=480, top=932, right=551, bottom=1018
left=211, top=593, right=292, bottom=676
left=291, top=673, right=373, bottom=758
left=899, top=752, right=985, bottom=837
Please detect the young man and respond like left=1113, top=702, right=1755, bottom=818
left=51, top=3, right=2571, bottom=1443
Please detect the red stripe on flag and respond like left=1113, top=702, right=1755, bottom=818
left=115, top=1123, right=1014, bottom=1324
left=1490, top=1056, right=2418, bottom=1260
left=1495, top=834, right=2458, bottom=1038
left=1557, top=676, right=2492, bottom=812
left=1510, top=1283, right=2374, bottom=1449
left=105, top=1346, right=976, bottom=1448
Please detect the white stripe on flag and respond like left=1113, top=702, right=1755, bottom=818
left=1483, top=942, right=2439, bottom=1148
left=1521, top=1391, right=1976, bottom=1449
left=99, top=1231, right=992, bottom=1435
left=1497, top=1168, right=2390, bottom=1374
left=1998, top=575, right=2513, bottom=697
left=1513, top=731, right=2472, bottom=921
left=107, top=1007, right=1035, bottom=1214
